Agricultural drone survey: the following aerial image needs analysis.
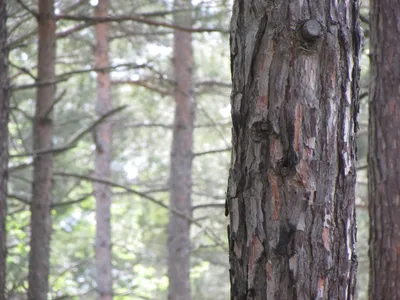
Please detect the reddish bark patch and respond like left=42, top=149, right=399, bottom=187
left=322, top=227, right=330, bottom=251
left=257, top=95, right=268, bottom=111
left=294, top=103, right=302, bottom=152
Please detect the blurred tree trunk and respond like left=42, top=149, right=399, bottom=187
left=227, top=1, right=361, bottom=299
left=167, top=1, right=194, bottom=299
left=0, top=1, right=9, bottom=299
left=94, top=0, right=113, bottom=299
left=368, top=1, right=400, bottom=299
left=28, top=0, right=56, bottom=299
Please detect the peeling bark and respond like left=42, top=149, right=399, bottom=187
left=227, top=1, right=361, bottom=299
left=0, top=1, right=9, bottom=299
left=368, top=1, right=400, bottom=299
left=94, top=0, right=113, bottom=299
left=167, top=1, right=194, bottom=300
left=28, top=0, right=56, bottom=299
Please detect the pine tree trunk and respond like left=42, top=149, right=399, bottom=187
left=368, top=1, right=400, bottom=299
left=167, top=1, right=194, bottom=299
left=28, top=0, right=56, bottom=299
left=0, top=1, right=9, bottom=299
left=94, top=0, right=113, bottom=299
left=226, top=1, right=361, bottom=299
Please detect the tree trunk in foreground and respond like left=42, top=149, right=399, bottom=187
left=28, top=0, right=56, bottom=299
left=0, top=1, right=9, bottom=299
left=368, top=1, right=400, bottom=299
left=167, top=1, right=194, bottom=300
left=226, top=1, right=361, bottom=299
left=94, top=0, right=113, bottom=299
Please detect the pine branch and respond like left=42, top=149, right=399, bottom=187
left=10, top=105, right=127, bottom=158
left=56, top=14, right=228, bottom=33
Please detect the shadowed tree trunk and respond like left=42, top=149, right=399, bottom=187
left=226, top=1, right=361, bottom=299
left=94, top=0, right=113, bottom=299
left=28, top=0, right=56, bottom=299
left=0, top=1, right=9, bottom=299
left=167, top=1, right=194, bottom=299
left=368, top=1, right=400, bottom=299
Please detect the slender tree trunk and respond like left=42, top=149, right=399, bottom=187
left=368, top=1, right=400, bottom=299
left=167, top=1, right=194, bottom=299
left=226, top=1, right=361, bottom=299
left=0, top=1, right=9, bottom=299
left=28, top=0, right=56, bottom=299
left=94, top=0, right=113, bottom=299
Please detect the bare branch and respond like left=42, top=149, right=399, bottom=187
left=53, top=172, right=227, bottom=248
left=12, top=63, right=147, bottom=91
left=9, top=60, right=36, bottom=80
left=192, top=201, right=225, bottom=210
left=52, top=193, right=93, bottom=207
left=56, top=14, right=228, bottom=33
left=56, top=22, right=93, bottom=38
left=193, top=147, right=231, bottom=157
left=10, top=105, right=127, bottom=158
left=112, top=79, right=171, bottom=96
left=15, top=0, right=38, bottom=19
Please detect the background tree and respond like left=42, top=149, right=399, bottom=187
left=0, top=0, right=9, bottom=298
left=167, top=1, right=195, bottom=300
left=93, top=0, right=114, bottom=299
left=28, top=0, right=56, bottom=299
left=226, top=1, right=361, bottom=299
left=368, top=0, right=400, bottom=298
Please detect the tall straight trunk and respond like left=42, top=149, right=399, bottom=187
left=167, top=1, right=194, bottom=300
left=0, top=1, right=9, bottom=299
left=227, top=1, right=361, bottom=299
left=94, top=0, right=113, bottom=299
left=28, top=0, right=56, bottom=299
left=368, top=1, right=400, bottom=299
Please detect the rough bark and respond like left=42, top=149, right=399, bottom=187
left=368, top=1, right=400, bottom=299
left=94, top=0, right=113, bottom=299
left=28, top=0, right=56, bottom=299
left=167, top=1, right=194, bottom=300
left=226, top=1, right=361, bottom=299
left=0, top=1, right=9, bottom=299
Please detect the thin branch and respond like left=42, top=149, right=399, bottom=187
left=112, top=79, right=171, bottom=96
left=52, top=193, right=93, bottom=207
left=56, top=22, right=93, bottom=38
left=7, top=193, right=30, bottom=205
left=8, top=162, right=32, bottom=173
left=8, top=27, right=38, bottom=50
left=56, top=14, right=228, bottom=33
left=15, top=0, right=38, bottom=19
left=9, top=60, right=36, bottom=80
left=196, top=80, right=231, bottom=88
left=53, top=172, right=227, bottom=248
left=60, top=0, right=90, bottom=14
left=359, top=14, right=369, bottom=25
left=356, top=163, right=367, bottom=171
left=10, top=105, right=127, bottom=158
left=192, top=201, right=225, bottom=210
left=12, top=63, right=147, bottom=91
left=44, top=89, right=67, bottom=118
left=12, top=78, right=69, bottom=91
left=193, top=147, right=231, bottom=157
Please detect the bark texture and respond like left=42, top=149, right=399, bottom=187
left=227, top=1, right=361, bottom=299
left=368, top=1, right=400, bottom=299
left=167, top=1, right=194, bottom=300
left=94, top=0, right=113, bottom=299
left=0, top=1, right=8, bottom=299
left=28, top=0, right=56, bottom=299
